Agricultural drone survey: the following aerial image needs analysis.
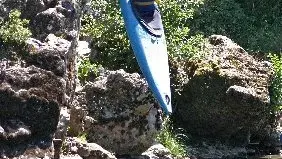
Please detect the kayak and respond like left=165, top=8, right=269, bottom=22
left=120, top=0, right=172, bottom=114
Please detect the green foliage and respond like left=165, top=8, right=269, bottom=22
left=174, top=34, right=208, bottom=61
left=159, top=0, right=207, bottom=60
left=81, top=0, right=139, bottom=73
left=189, top=0, right=282, bottom=54
left=268, top=53, right=282, bottom=111
left=77, top=132, right=88, bottom=143
left=78, top=56, right=100, bottom=84
left=0, top=10, right=32, bottom=46
left=156, top=118, right=187, bottom=157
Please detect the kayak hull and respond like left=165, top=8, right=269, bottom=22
left=120, top=0, right=172, bottom=114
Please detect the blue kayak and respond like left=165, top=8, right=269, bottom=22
left=120, top=0, right=172, bottom=114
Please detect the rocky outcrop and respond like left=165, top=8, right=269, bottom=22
left=26, top=34, right=70, bottom=76
left=71, top=69, right=163, bottom=155
left=1, top=0, right=276, bottom=157
left=0, top=64, right=62, bottom=158
left=173, top=35, right=273, bottom=145
left=0, top=65, right=64, bottom=140
left=63, top=137, right=117, bottom=159
left=0, top=0, right=82, bottom=158
left=0, top=0, right=176, bottom=158
left=62, top=138, right=185, bottom=159
left=31, top=2, right=76, bottom=40
left=141, top=144, right=174, bottom=159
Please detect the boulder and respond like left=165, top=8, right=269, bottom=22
left=31, top=1, right=77, bottom=40
left=141, top=144, right=174, bottom=159
left=77, top=143, right=116, bottom=159
left=22, top=0, right=46, bottom=19
left=0, top=65, right=64, bottom=141
left=173, top=35, right=273, bottom=145
left=62, top=137, right=116, bottom=159
left=72, top=69, right=163, bottom=155
left=0, top=63, right=64, bottom=158
left=0, top=0, right=81, bottom=158
left=26, top=34, right=70, bottom=77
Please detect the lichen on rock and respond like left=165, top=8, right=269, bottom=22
left=173, top=35, right=273, bottom=145
left=72, top=69, right=163, bottom=155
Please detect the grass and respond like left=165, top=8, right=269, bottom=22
left=156, top=117, right=188, bottom=157
left=77, top=132, right=88, bottom=143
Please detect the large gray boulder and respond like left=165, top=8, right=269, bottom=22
left=173, top=35, right=273, bottom=145
left=71, top=69, right=163, bottom=155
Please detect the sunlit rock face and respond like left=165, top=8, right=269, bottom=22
left=72, top=69, right=163, bottom=155
left=0, top=0, right=77, bottom=157
left=173, top=35, right=273, bottom=145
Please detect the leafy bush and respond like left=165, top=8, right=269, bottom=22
left=77, top=56, right=100, bottom=84
left=81, top=0, right=139, bottom=73
left=156, top=118, right=188, bottom=157
left=159, top=0, right=207, bottom=60
left=189, top=0, right=282, bottom=54
left=77, top=132, right=88, bottom=143
left=269, top=53, right=282, bottom=112
left=0, top=10, right=32, bottom=46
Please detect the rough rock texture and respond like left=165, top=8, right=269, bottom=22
left=69, top=104, right=88, bottom=136
left=0, top=143, right=54, bottom=159
left=0, top=65, right=61, bottom=158
left=55, top=107, right=70, bottom=139
left=26, top=34, right=70, bottom=77
left=187, top=142, right=248, bottom=159
left=63, top=137, right=116, bottom=159
left=72, top=69, right=162, bottom=155
left=77, top=143, right=116, bottom=159
left=31, top=1, right=77, bottom=40
left=0, top=0, right=82, bottom=158
left=173, top=35, right=273, bottom=145
left=0, top=66, right=64, bottom=139
left=141, top=144, right=174, bottom=159
left=0, top=0, right=58, bottom=19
